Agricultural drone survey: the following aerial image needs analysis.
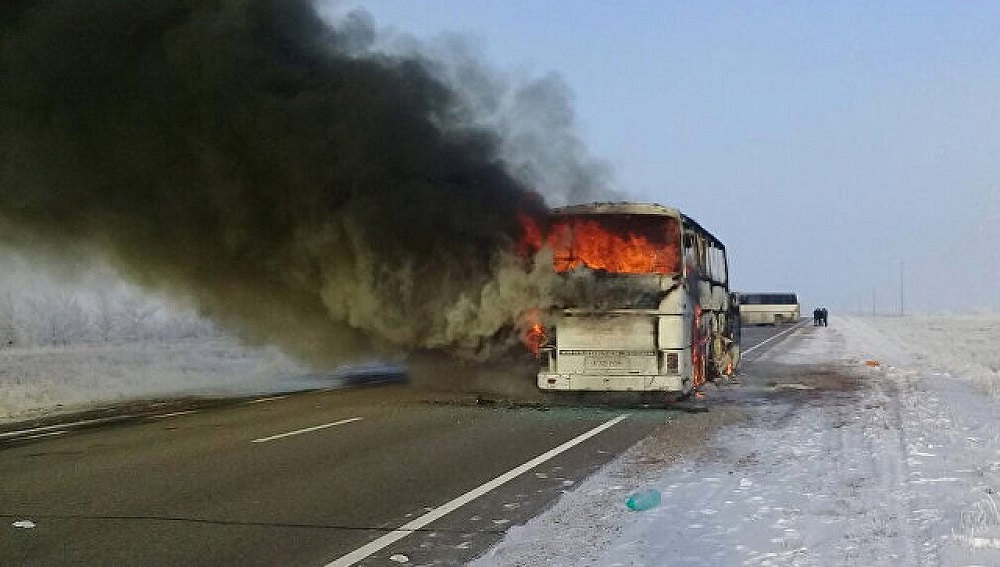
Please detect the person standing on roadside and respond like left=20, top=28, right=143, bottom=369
left=813, top=307, right=822, bottom=326
left=820, top=307, right=829, bottom=326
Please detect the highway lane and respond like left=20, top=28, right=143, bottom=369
left=0, top=388, right=654, bottom=566
left=740, top=319, right=810, bottom=360
left=0, top=323, right=800, bottom=566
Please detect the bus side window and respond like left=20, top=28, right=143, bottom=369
left=719, top=248, right=728, bottom=284
left=683, top=233, right=697, bottom=273
left=696, top=236, right=708, bottom=279
left=708, top=246, right=716, bottom=282
left=700, top=237, right=708, bottom=272
left=715, top=246, right=724, bottom=283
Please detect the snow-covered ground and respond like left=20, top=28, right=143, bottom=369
left=0, top=339, right=309, bottom=424
left=0, top=258, right=334, bottom=424
left=474, top=314, right=1000, bottom=566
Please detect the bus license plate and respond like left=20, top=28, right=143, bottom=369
left=585, top=355, right=628, bottom=370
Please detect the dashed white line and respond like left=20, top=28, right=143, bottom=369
left=251, top=417, right=363, bottom=443
left=149, top=410, right=199, bottom=420
left=244, top=395, right=288, bottom=405
left=324, top=413, right=630, bottom=567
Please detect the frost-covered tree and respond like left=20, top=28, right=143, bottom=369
left=93, top=290, right=120, bottom=343
left=118, top=294, right=160, bottom=342
left=29, top=293, right=92, bottom=346
left=0, top=261, right=223, bottom=346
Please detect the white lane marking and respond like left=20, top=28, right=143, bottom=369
left=16, top=431, right=67, bottom=441
left=12, top=520, right=36, bottom=529
left=244, top=395, right=288, bottom=405
left=0, top=416, right=135, bottom=441
left=252, top=417, right=363, bottom=443
left=742, top=320, right=809, bottom=355
left=325, top=413, right=630, bottom=567
left=149, top=410, right=198, bottom=420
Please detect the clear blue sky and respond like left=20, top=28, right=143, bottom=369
left=347, top=1, right=1000, bottom=313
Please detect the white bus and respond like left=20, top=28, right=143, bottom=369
left=522, top=202, right=740, bottom=399
left=736, top=292, right=801, bottom=325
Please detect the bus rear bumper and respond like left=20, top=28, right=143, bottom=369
left=537, top=373, right=685, bottom=392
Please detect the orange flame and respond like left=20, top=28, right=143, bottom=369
left=519, top=308, right=547, bottom=355
left=516, top=212, right=546, bottom=257
left=518, top=213, right=680, bottom=275
left=692, top=304, right=707, bottom=389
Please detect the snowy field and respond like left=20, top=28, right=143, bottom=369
left=0, top=260, right=318, bottom=424
left=474, top=315, right=1000, bottom=566
left=0, top=339, right=308, bottom=424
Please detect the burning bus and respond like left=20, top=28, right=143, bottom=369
left=521, top=202, right=740, bottom=399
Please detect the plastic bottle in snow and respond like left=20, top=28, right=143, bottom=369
left=625, top=488, right=661, bottom=511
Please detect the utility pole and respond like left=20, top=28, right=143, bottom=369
left=900, top=260, right=905, bottom=316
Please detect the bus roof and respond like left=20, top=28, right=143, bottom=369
left=550, top=202, right=725, bottom=250
left=739, top=292, right=799, bottom=297
left=550, top=202, right=680, bottom=217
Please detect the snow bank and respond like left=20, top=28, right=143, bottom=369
left=475, top=315, right=1000, bottom=566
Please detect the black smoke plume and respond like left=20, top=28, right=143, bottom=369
left=0, top=0, right=617, bottom=365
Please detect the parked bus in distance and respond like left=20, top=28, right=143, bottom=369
left=520, top=202, right=741, bottom=400
left=737, top=292, right=801, bottom=325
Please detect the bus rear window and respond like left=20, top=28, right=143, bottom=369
left=740, top=293, right=798, bottom=305
left=547, top=214, right=681, bottom=274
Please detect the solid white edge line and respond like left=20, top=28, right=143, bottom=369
left=252, top=417, right=363, bottom=443
left=324, top=413, right=630, bottom=567
left=17, top=431, right=68, bottom=441
left=0, top=415, right=136, bottom=441
left=742, top=320, right=810, bottom=355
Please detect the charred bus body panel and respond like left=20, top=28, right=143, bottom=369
left=533, top=203, right=740, bottom=398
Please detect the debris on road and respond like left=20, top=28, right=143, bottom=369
left=625, top=488, right=661, bottom=511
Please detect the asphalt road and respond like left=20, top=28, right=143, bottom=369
left=0, top=322, right=802, bottom=566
